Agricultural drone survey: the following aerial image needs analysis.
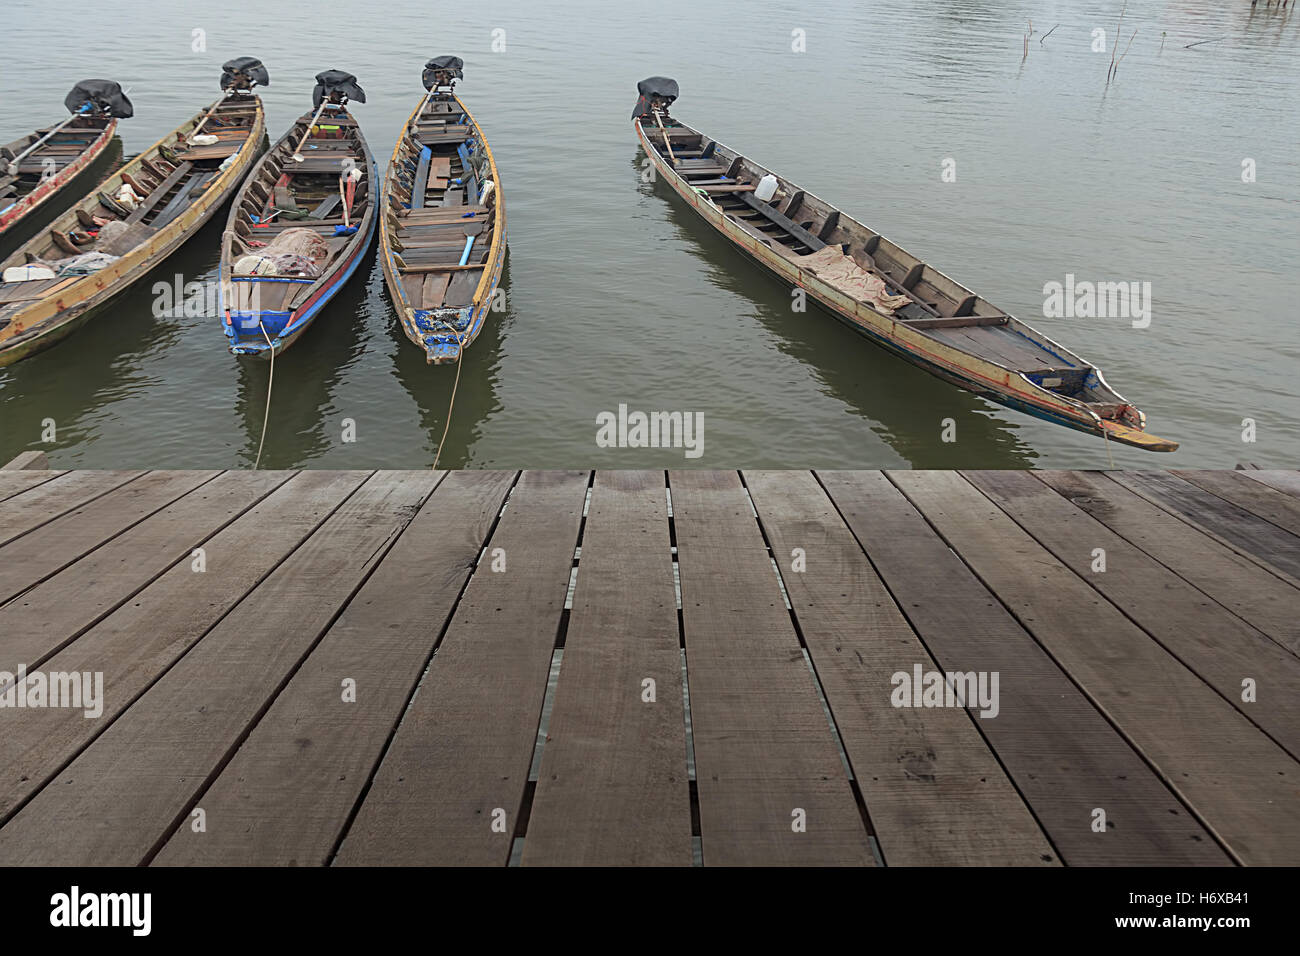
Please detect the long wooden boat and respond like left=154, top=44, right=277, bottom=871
left=0, top=81, right=130, bottom=256
left=220, top=70, right=376, bottom=358
left=632, top=78, right=1177, bottom=452
left=380, top=57, right=505, bottom=364
left=0, top=61, right=267, bottom=367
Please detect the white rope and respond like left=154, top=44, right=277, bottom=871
left=253, top=322, right=276, bottom=469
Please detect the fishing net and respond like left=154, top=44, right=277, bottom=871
left=234, top=227, right=329, bottom=278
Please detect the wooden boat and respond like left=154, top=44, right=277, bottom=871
left=220, top=70, right=376, bottom=358
left=380, top=57, right=506, bottom=364
left=0, top=60, right=267, bottom=367
left=632, top=78, right=1178, bottom=452
left=0, top=81, right=130, bottom=256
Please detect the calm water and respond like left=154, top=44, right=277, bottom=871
left=1, top=0, right=1297, bottom=469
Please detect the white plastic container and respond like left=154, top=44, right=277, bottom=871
left=754, top=174, right=779, bottom=202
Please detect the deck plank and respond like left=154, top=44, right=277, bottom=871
left=152, top=471, right=516, bottom=866
left=0, top=470, right=141, bottom=546
left=1035, top=471, right=1300, bottom=657
left=889, top=470, right=1300, bottom=866
left=335, top=471, right=590, bottom=866
left=1111, top=471, right=1300, bottom=581
left=965, top=470, right=1300, bottom=759
left=0, top=471, right=292, bottom=671
left=0, top=470, right=66, bottom=502
left=0, top=470, right=369, bottom=825
left=0, top=471, right=438, bottom=866
left=522, top=471, right=693, bottom=866
left=669, top=470, right=873, bottom=866
left=1174, top=469, right=1300, bottom=538
left=744, top=470, right=1057, bottom=866
left=818, top=470, right=1227, bottom=865
left=0, top=470, right=219, bottom=604
left=1241, top=469, right=1300, bottom=499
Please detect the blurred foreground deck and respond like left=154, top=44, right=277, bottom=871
left=0, top=468, right=1298, bottom=867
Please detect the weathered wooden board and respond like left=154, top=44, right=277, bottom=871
left=0, top=470, right=218, bottom=604
left=1241, top=470, right=1300, bottom=499
left=818, top=470, right=1227, bottom=865
left=153, top=471, right=517, bottom=866
left=0, top=471, right=436, bottom=865
left=744, top=470, right=1057, bottom=866
left=0, top=470, right=291, bottom=672
left=669, top=470, right=873, bottom=866
left=336, top=471, right=590, bottom=866
left=0, top=470, right=139, bottom=546
left=0, top=471, right=369, bottom=825
left=889, top=470, right=1300, bottom=866
left=965, top=470, right=1300, bottom=759
left=0, top=470, right=65, bottom=502
left=1174, top=470, right=1300, bottom=539
left=1111, top=471, right=1300, bottom=581
left=1035, top=471, right=1300, bottom=657
left=522, top=471, right=693, bottom=866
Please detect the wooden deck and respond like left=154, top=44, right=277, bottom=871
left=0, top=468, right=1297, bottom=867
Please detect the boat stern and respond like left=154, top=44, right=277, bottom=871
left=411, top=306, right=471, bottom=363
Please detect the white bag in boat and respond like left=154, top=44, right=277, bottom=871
left=754, top=174, right=779, bottom=202
left=116, top=183, right=143, bottom=209
left=3, top=264, right=56, bottom=283
left=480, top=180, right=495, bottom=205
left=189, top=133, right=219, bottom=146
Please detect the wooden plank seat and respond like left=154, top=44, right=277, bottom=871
left=125, top=161, right=194, bottom=225
left=737, top=192, right=826, bottom=250
left=397, top=204, right=487, bottom=221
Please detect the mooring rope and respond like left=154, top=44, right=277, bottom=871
left=1100, top=422, right=1116, bottom=470
left=253, top=322, right=275, bottom=470
left=431, top=317, right=465, bottom=470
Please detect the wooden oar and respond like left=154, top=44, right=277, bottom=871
left=187, top=93, right=230, bottom=143
left=291, top=101, right=331, bottom=162
left=5, top=106, right=89, bottom=175
left=653, top=109, right=677, bottom=166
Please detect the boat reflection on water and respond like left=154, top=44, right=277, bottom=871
left=385, top=247, right=510, bottom=467
left=234, top=249, right=376, bottom=468
left=639, top=154, right=1039, bottom=470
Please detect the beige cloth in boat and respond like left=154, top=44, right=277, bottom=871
left=798, top=246, right=912, bottom=316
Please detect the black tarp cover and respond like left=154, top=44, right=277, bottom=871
left=631, top=76, right=678, bottom=120
left=64, top=79, right=133, bottom=118
left=422, top=56, right=465, bottom=90
left=312, top=70, right=366, bottom=107
left=221, top=57, right=270, bottom=90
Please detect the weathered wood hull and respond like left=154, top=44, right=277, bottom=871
left=0, top=98, right=265, bottom=367
left=0, top=119, right=118, bottom=255
left=219, top=106, right=377, bottom=360
left=380, top=91, right=505, bottom=365
left=635, top=117, right=1177, bottom=453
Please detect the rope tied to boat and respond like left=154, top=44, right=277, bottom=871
left=253, top=321, right=276, bottom=469
left=430, top=316, right=466, bottom=471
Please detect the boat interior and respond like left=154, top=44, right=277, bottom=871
left=0, top=115, right=113, bottom=210
left=385, top=95, right=495, bottom=316
left=223, top=105, right=373, bottom=330
left=0, top=97, right=260, bottom=333
left=641, top=117, right=1134, bottom=414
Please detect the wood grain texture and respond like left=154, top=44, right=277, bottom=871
left=1036, top=470, right=1300, bottom=657
left=745, top=470, right=1056, bottom=866
left=819, top=470, right=1227, bottom=866
left=890, top=470, right=1300, bottom=866
left=966, top=469, right=1300, bottom=759
left=152, top=470, right=515, bottom=866
left=0, top=471, right=434, bottom=865
left=669, top=470, right=873, bottom=866
left=522, top=471, right=693, bottom=866
left=336, top=471, right=590, bottom=866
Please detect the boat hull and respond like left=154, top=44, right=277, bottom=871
left=0, top=100, right=265, bottom=367
left=220, top=107, right=378, bottom=359
left=634, top=119, right=1176, bottom=452
left=0, top=120, right=119, bottom=257
left=380, top=92, right=506, bottom=365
